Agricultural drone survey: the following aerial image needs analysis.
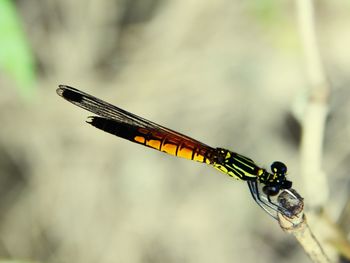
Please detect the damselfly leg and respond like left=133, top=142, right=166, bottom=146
left=247, top=181, right=292, bottom=219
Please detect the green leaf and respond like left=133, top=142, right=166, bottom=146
left=0, top=0, right=37, bottom=98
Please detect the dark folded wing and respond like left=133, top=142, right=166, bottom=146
left=57, top=85, right=216, bottom=163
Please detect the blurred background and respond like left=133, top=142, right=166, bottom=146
left=1, top=0, right=350, bottom=262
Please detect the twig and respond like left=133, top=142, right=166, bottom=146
left=277, top=190, right=331, bottom=263
left=288, top=0, right=335, bottom=261
left=297, top=0, right=330, bottom=209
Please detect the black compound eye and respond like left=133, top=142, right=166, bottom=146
left=271, top=161, right=287, bottom=175
left=262, top=185, right=280, bottom=196
left=281, top=180, right=292, bottom=189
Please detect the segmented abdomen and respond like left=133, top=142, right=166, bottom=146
left=88, top=117, right=214, bottom=164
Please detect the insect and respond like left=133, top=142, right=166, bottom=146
left=57, top=85, right=293, bottom=219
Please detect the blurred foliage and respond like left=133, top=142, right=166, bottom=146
left=0, top=0, right=36, bottom=98
left=248, top=0, right=283, bottom=26
left=247, top=0, right=299, bottom=51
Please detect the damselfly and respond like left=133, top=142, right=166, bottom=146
left=57, top=85, right=293, bottom=219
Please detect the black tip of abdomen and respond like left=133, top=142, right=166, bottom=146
left=87, top=117, right=137, bottom=140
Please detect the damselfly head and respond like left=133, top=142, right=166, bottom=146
left=262, top=185, right=280, bottom=196
left=262, top=161, right=292, bottom=196
left=262, top=180, right=293, bottom=196
left=280, top=179, right=292, bottom=189
left=271, top=161, right=287, bottom=175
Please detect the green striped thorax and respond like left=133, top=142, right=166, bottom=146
left=212, top=148, right=292, bottom=196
